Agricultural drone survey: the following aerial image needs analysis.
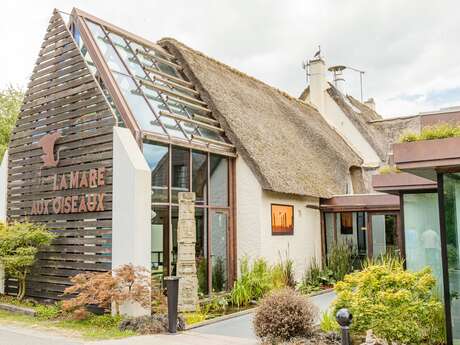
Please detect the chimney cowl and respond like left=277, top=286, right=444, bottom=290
left=364, top=98, right=376, bottom=110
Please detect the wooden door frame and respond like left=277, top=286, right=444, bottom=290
left=366, top=211, right=401, bottom=258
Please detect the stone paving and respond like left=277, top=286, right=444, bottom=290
left=0, top=291, right=336, bottom=345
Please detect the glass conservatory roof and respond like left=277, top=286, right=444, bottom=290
left=71, top=9, right=232, bottom=153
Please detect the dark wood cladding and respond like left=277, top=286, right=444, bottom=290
left=372, top=172, right=437, bottom=193
left=6, top=10, right=116, bottom=300
left=320, top=194, right=400, bottom=212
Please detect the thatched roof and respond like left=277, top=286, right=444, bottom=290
left=159, top=38, right=363, bottom=198
left=369, top=115, right=421, bottom=148
left=327, top=86, right=389, bottom=162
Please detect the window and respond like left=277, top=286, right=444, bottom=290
left=340, top=212, right=353, bottom=235
left=143, top=141, right=232, bottom=293
left=144, top=142, right=168, bottom=203
left=271, top=204, right=294, bottom=235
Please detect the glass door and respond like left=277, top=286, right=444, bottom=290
left=368, top=213, right=400, bottom=259
left=210, top=210, right=229, bottom=293
left=442, top=173, right=460, bottom=344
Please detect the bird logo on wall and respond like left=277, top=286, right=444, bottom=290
left=38, top=131, right=62, bottom=168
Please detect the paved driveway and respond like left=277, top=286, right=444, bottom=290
left=193, top=290, right=336, bottom=340
left=0, top=291, right=336, bottom=345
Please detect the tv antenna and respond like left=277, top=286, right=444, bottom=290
left=302, top=45, right=322, bottom=84
left=328, top=65, right=366, bottom=102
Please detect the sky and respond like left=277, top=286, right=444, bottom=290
left=1, top=0, right=459, bottom=117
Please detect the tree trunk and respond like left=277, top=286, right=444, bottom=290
left=17, top=272, right=26, bottom=300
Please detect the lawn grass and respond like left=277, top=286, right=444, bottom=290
left=0, top=309, right=137, bottom=340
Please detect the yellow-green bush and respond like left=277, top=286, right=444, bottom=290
left=377, top=165, right=401, bottom=175
left=334, top=260, right=445, bottom=344
left=400, top=123, right=460, bottom=143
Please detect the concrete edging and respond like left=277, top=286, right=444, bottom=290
left=307, top=287, right=334, bottom=298
left=0, top=303, right=36, bottom=316
left=185, top=288, right=335, bottom=330
left=185, top=307, right=256, bottom=330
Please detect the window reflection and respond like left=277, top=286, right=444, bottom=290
left=151, top=205, right=168, bottom=276
left=192, top=151, right=207, bottom=205
left=108, top=32, right=147, bottom=79
left=211, top=211, right=228, bottom=292
left=112, top=72, right=165, bottom=134
left=210, top=154, right=228, bottom=207
left=85, top=20, right=128, bottom=74
left=171, top=147, right=189, bottom=203
left=144, top=142, right=230, bottom=294
left=144, top=142, right=168, bottom=203
left=196, top=208, right=208, bottom=294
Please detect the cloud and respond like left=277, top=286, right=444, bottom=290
left=0, top=0, right=459, bottom=118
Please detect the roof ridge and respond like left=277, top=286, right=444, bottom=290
left=158, top=37, right=317, bottom=111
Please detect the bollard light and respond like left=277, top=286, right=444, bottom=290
left=164, top=276, right=181, bottom=333
left=336, top=308, right=353, bottom=345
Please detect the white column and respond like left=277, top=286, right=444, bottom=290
left=112, top=127, right=151, bottom=316
left=0, top=151, right=6, bottom=294
left=309, top=58, right=327, bottom=114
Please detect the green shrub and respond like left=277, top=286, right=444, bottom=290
left=327, top=243, right=354, bottom=281
left=400, top=123, right=460, bottom=143
left=229, top=257, right=273, bottom=307
left=253, top=288, right=317, bottom=342
left=334, top=259, right=445, bottom=344
left=212, top=256, right=226, bottom=292
left=377, top=165, right=401, bottom=175
left=196, top=257, right=207, bottom=294
left=319, top=310, right=340, bottom=333
left=298, top=258, right=325, bottom=294
left=35, top=303, right=61, bottom=320
left=0, top=222, right=55, bottom=299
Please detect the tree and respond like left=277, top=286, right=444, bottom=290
left=0, top=222, right=55, bottom=299
left=0, top=86, right=23, bottom=159
left=63, top=264, right=151, bottom=318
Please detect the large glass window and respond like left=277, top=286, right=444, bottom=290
left=144, top=142, right=168, bottom=203
left=211, top=211, right=228, bottom=292
left=324, top=211, right=402, bottom=264
left=192, top=151, right=207, bottom=205
left=403, top=193, right=443, bottom=286
left=151, top=205, right=168, bottom=277
left=370, top=214, right=398, bottom=258
left=210, top=154, right=228, bottom=207
left=83, top=18, right=230, bottom=149
left=442, top=174, right=460, bottom=342
left=171, top=147, right=189, bottom=203
left=144, top=142, right=231, bottom=294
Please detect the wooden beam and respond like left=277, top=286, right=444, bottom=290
left=142, top=131, right=236, bottom=157
left=143, top=66, right=193, bottom=88
left=193, top=113, right=219, bottom=126
left=191, top=134, right=235, bottom=149
left=159, top=110, right=224, bottom=133
left=139, top=74, right=199, bottom=96
left=73, top=8, right=176, bottom=60
left=136, top=49, right=182, bottom=70
left=165, top=94, right=211, bottom=114
left=139, top=80, right=207, bottom=107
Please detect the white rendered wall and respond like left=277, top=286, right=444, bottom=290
left=0, top=151, right=7, bottom=294
left=260, top=192, right=321, bottom=280
left=236, top=157, right=322, bottom=280
left=112, top=127, right=151, bottom=316
left=322, top=95, right=381, bottom=165
left=236, top=156, right=263, bottom=267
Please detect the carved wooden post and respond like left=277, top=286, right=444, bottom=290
left=177, top=192, right=198, bottom=312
